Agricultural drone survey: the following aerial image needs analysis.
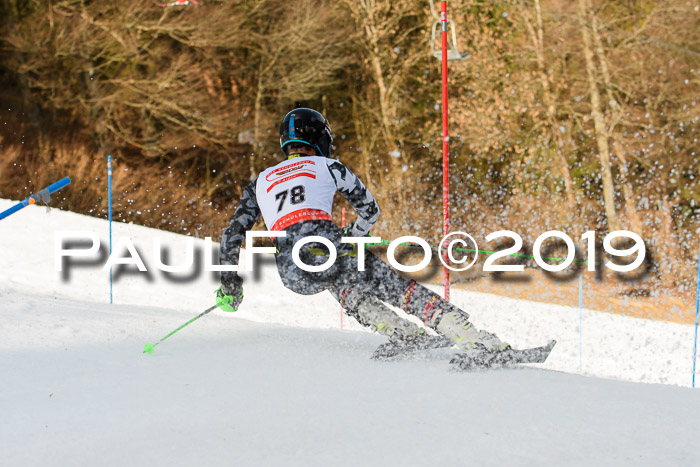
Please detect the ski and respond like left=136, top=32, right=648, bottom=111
left=450, top=340, right=557, bottom=371
left=372, top=334, right=454, bottom=360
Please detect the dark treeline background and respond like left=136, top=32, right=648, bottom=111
left=0, top=0, right=698, bottom=292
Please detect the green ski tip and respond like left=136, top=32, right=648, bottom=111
left=143, top=344, right=155, bottom=355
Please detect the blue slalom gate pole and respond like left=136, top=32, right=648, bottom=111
left=108, top=156, right=113, bottom=305
left=0, top=177, right=71, bottom=221
left=579, top=273, right=584, bottom=374
left=692, top=245, right=700, bottom=388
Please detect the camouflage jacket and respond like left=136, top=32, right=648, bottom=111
left=219, top=158, right=379, bottom=289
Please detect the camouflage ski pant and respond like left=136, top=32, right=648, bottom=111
left=274, top=221, right=464, bottom=337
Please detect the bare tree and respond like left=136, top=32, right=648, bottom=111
left=519, top=0, right=577, bottom=211
left=238, top=0, right=352, bottom=178
left=6, top=1, right=246, bottom=157
left=339, top=0, right=428, bottom=216
left=588, top=5, right=644, bottom=236
left=577, top=0, right=621, bottom=232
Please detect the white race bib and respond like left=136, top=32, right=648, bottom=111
left=256, top=156, right=336, bottom=230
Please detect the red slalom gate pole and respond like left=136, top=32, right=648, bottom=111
left=441, top=1, right=450, bottom=301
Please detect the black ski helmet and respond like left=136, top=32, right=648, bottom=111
left=279, top=108, right=333, bottom=157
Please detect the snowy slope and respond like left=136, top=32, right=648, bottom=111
left=1, top=291, right=699, bottom=467
left=1, top=199, right=700, bottom=466
left=0, top=199, right=697, bottom=386
left=0, top=198, right=351, bottom=329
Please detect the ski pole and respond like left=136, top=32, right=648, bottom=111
left=143, top=304, right=219, bottom=354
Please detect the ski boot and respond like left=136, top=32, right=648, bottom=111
left=435, top=311, right=509, bottom=352
left=401, top=280, right=509, bottom=352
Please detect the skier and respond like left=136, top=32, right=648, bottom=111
left=217, top=108, right=509, bottom=353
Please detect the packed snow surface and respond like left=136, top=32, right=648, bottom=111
left=1, top=199, right=699, bottom=466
